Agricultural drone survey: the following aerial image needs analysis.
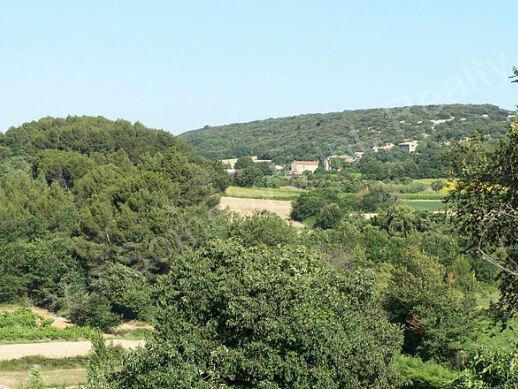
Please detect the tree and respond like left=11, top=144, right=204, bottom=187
left=234, top=156, right=254, bottom=169
left=453, top=345, right=518, bottom=388
left=233, top=166, right=263, bottom=187
left=314, top=203, right=343, bottom=229
left=447, top=118, right=518, bottom=323
left=384, top=248, right=475, bottom=361
left=97, top=240, right=403, bottom=388
left=360, top=184, right=400, bottom=212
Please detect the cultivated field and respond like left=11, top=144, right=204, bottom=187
left=225, top=186, right=305, bottom=200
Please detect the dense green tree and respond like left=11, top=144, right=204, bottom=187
left=234, top=156, right=254, bottom=169
left=448, top=119, right=518, bottom=323
left=233, top=166, right=263, bottom=187
left=384, top=248, right=475, bottom=361
left=95, top=240, right=403, bottom=388
left=314, top=203, right=343, bottom=229
left=360, top=183, right=400, bottom=212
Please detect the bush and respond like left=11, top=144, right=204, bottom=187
left=96, top=240, right=403, bottom=388
left=233, top=166, right=263, bottom=187
left=384, top=249, right=475, bottom=362
left=0, top=308, right=93, bottom=341
left=360, top=184, right=400, bottom=212
left=290, top=189, right=339, bottom=221
left=452, top=345, right=518, bottom=388
left=431, top=180, right=446, bottom=192
left=315, top=203, right=343, bottom=229
left=396, top=355, right=458, bottom=388
left=230, top=211, right=297, bottom=247
left=68, top=293, right=122, bottom=331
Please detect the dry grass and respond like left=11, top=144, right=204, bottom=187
left=0, top=367, right=86, bottom=388
left=218, top=197, right=305, bottom=228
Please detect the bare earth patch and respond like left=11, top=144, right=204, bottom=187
left=218, top=196, right=304, bottom=228
left=0, top=340, right=144, bottom=361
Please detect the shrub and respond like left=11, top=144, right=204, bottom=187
left=314, top=203, right=343, bottom=229
left=452, top=345, right=518, bottom=388
left=384, top=249, right=475, bottom=362
left=97, top=240, right=403, bottom=388
left=360, top=184, right=400, bottom=212
left=68, top=293, right=122, bottom=331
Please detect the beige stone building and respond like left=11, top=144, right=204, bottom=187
left=290, top=160, right=319, bottom=175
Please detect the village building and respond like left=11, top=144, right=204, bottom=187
left=221, top=155, right=273, bottom=169
left=353, top=151, right=365, bottom=161
left=372, top=143, right=395, bottom=153
left=398, top=140, right=419, bottom=153
left=323, top=155, right=354, bottom=171
left=290, top=160, right=319, bottom=175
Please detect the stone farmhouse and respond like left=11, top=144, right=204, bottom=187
left=290, top=160, right=319, bottom=175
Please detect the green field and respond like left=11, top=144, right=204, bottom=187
left=402, top=200, right=446, bottom=211
left=226, top=185, right=447, bottom=203
left=225, top=186, right=306, bottom=200
left=400, top=192, right=446, bottom=200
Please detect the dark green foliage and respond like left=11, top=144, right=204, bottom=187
left=384, top=249, right=475, bottom=361
left=1, top=116, right=181, bottom=163
left=360, top=183, right=400, bottom=212
left=453, top=345, right=518, bottom=388
left=233, top=166, right=263, bottom=187
left=447, top=119, right=518, bottom=323
left=234, top=156, right=254, bottom=169
left=0, top=235, right=80, bottom=305
left=101, top=240, right=403, bottom=388
left=0, top=116, right=227, bottom=330
left=180, top=104, right=510, bottom=169
left=68, top=293, right=122, bottom=331
left=371, top=206, right=434, bottom=236
left=314, top=203, right=343, bottom=229
left=290, top=188, right=340, bottom=221
left=229, top=211, right=297, bottom=247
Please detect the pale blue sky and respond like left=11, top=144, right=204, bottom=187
left=1, top=1, right=517, bottom=134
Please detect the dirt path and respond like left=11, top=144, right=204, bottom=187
left=0, top=339, right=144, bottom=361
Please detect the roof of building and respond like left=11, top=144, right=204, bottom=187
left=292, top=160, right=319, bottom=165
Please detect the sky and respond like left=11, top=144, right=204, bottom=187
left=1, top=1, right=517, bottom=134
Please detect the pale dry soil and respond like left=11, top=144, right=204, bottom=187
left=218, top=196, right=305, bottom=228
left=0, top=368, right=86, bottom=388
left=0, top=339, right=144, bottom=361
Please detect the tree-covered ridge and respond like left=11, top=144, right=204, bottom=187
left=0, top=116, right=229, bottom=329
left=180, top=104, right=511, bottom=163
left=0, top=116, right=184, bottom=163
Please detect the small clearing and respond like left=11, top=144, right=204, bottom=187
left=218, top=196, right=304, bottom=228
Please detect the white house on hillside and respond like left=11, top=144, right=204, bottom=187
left=398, top=140, right=418, bottom=153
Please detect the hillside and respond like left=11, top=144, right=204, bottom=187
left=0, top=115, right=229, bottom=330
left=180, top=104, right=512, bottom=163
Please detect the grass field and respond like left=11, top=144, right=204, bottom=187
left=400, top=192, right=446, bottom=200
left=225, top=186, right=306, bottom=200
left=226, top=186, right=447, bottom=201
left=402, top=200, right=446, bottom=211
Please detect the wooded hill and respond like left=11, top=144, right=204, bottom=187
left=180, top=104, right=511, bottom=163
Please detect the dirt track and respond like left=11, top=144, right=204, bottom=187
left=0, top=339, right=144, bottom=361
